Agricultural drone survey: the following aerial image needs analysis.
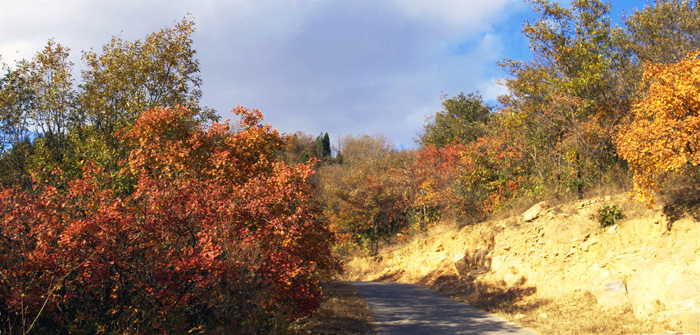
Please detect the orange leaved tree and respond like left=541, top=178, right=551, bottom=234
left=0, top=105, right=338, bottom=334
left=616, top=51, right=700, bottom=205
left=317, top=135, right=413, bottom=255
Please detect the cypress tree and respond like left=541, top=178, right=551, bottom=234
left=322, top=132, right=331, bottom=158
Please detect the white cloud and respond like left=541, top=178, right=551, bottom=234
left=0, top=0, right=534, bottom=149
left=389, top=0, right=519, bottom=33
left=0, top=0, right=194, bottom=65
left=478, top=78, right=508, bottom=103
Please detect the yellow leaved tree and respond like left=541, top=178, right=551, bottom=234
left=616, top=51, right=700, bottom=205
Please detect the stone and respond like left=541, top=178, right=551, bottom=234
left=652, top=211, right=667, bottom=225
left=626, top=266, right=700, bottom=322
left=665, top=278, right=700, bottom=307
left=636, top=302, right=661, bottom=321
left=453, top=253, right=468, bottom=279
left=591, top=279, right=628, bottom=309
left=581, top=241, right=591, bottom=252
left=523, top=201, right=547, bottom=222
left=501, top=267, right=527, bottom=287
left=627, top=267, right=667, bottom=320
left=476, top=265, right=528, bottom=289
left=652, top=212, right=670, bottom=235
left=453, top=248, right=493, bottom=280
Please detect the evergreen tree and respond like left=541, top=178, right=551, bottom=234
left=322, top=132, right=331, bottom=158
left=299, top=149, right=310, bottom=163
left=315, top=132, right=332, bottom=159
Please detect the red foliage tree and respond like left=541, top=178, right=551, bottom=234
left=460, top=132, right=528, bottom=215
left=0, top=105, right=338, bottom=334
left=412, top=144, right=466, bottom=227
left=413, top=126, right=529, bottom=223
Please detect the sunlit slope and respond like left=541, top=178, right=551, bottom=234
left=343, top=194, right=700, bottom=335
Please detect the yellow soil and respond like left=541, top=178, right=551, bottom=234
left=342, top=193, right=700, bottom=335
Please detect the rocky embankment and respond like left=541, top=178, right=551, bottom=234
left=344, top=194, right=700, bottom=334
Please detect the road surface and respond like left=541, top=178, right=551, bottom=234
left=351, top=281, right=537, bottom=335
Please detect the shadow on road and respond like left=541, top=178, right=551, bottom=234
left=424, top=273, right=537, bottom=313
left=352, top=281, right=537, bottom=335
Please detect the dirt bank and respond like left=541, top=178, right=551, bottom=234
left=342, top=194, right=700, bottom=334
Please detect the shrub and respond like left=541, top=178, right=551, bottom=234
left=596, top=204, right=623, bottom=227
left=0, top=106, right=339, bottom=334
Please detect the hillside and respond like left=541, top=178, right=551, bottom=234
left=342, top=193, right=700, bottom=334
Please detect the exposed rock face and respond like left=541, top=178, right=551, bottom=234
left=627, top=265, right=700, bottom=333
left=478, top=263, right=529, bottom=288
left=498, top=202, right=700, bottom=332
left=522, top=201, right=547, bottom=222
left=453, top=248, right=493, bottom=280
left=453, top=253, right=467, bottom=278
left=347, top=194, right=700, bottom=334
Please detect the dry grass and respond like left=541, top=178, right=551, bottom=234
left=421, top=273, right=662, bottom=335
left=289, top=281, right=376, bottom=335
left=505, top=293, right=661, bottom=335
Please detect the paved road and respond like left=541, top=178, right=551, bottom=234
left=351, top=281, right=537, bottom=335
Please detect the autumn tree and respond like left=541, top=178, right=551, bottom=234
left=499, top=0, right=633, bottom=197
left=0, top=40, right=78, bottom=188
left=79, top=17, right=209, bottom=133
left=76, top=17, right=216, bottom=185
left=315, top=132, right=332, bottom=160
left=277, top=131, right=313, bottom=164
left=411, top=144, right=467, bottom=227
left=0, top=106, right=338, bottom=334
left=622, top=0, right=700, bottom=65
left=0, top=17, right=216, bottom=191
left=615, top=51, right=700, bottom=205
left=276, top=131, right=336, bottom=165
left=0, top=64, right=32, bottom=188
left=612, top=0, right=700, bottom=115
left=458, top=115, right=532, bottom=215
left=318, top=135, right=414, bottom=254
left=0, top=17, right=338, bottom=334
left=419, top=92, right=491, bottom=148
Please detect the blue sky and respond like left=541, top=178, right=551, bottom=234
left=1, top=0, right=647, bottom=149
